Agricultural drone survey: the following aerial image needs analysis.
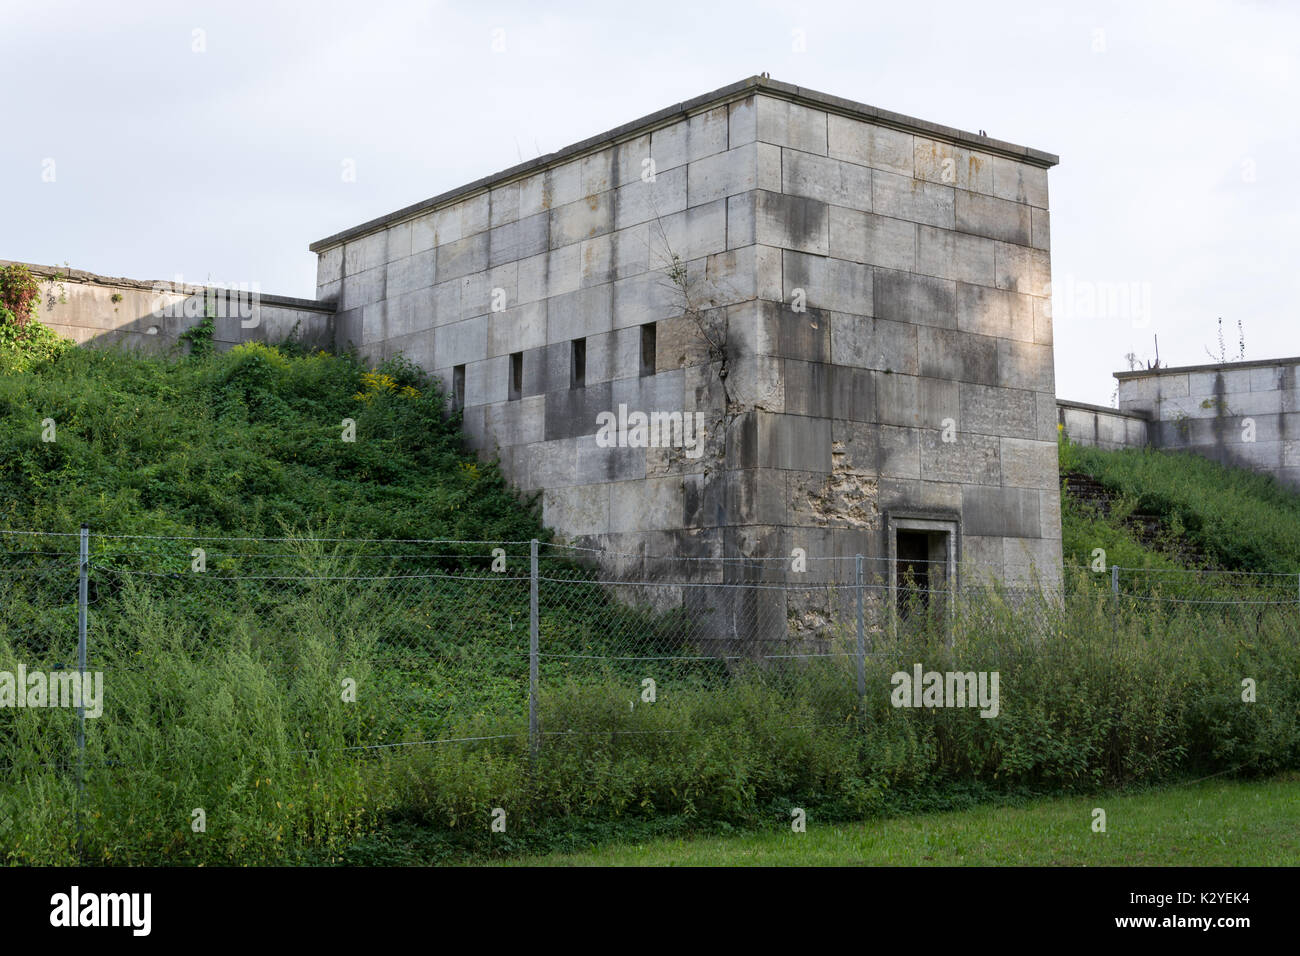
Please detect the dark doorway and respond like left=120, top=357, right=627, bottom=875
left=896, top=530, right=933, bottom=616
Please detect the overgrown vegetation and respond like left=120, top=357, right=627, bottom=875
left=0, top=329, right=1297, bottom=865
left=1060, top=430, right=1300, bottom=574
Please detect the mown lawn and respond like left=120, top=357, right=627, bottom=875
left=499, top=774, right=1300, bottom=866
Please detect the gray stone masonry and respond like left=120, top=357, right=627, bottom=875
left=1117, top=358, right=1300, bottom=489
left=310, top=76, right=1064, bottom=616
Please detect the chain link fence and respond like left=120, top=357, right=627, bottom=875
left=3, top=526, right=1299, bottom=854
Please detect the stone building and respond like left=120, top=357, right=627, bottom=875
left=310, top=76, right=1063, bottom=601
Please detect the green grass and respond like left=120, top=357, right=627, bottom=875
left=499, top=774, right=1300, bottom=866
left=1059, top=434, right=1300, bottom=573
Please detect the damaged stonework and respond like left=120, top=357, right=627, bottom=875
left=309, top=76, right=1065, bottom=644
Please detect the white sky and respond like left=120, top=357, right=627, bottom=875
left=4, top=0, right=1297, bottom=404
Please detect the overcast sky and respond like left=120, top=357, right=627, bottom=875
left=4, top=0, right=1296, bottom=404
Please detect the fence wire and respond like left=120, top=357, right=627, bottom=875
left=3, top=528, right=1300, bottom=843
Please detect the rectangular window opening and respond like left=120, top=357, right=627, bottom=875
left=509, top=351, right=523, bottom=401
left=452, top=364, right=466, bottom=411
left=570, top=338, right=586, bottom=389
left=640, top=323, right=657, bottom=378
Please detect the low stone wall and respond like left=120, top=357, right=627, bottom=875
left=1116, top=358, right=1300, bottom=488
left=5, top=261, right=334, bottom=354
left=1056, top=398, right=1149, bottom=450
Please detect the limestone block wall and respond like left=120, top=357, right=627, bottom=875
left=5, top=260, right=334, bottom=354
left=1117, top=358, right=1300, bottom=488
left=733, top=93, right=1063, bottom=589
left=308, top=77, right=1063, bottom=599
left=1057, top=399, right=1150, bottom=451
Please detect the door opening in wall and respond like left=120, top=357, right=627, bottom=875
left=887, top=514, right=958, bottom=622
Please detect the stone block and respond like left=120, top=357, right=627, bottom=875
left=827, top=115, right=913, bottom=176
left=614, top=165, right=687, bottom=230
left=782, top=250, right=872, bottom=316
left=543, top=483, right=610, bottom=536
left=781, top=149, right=872, bottom=211
left=754, top=191, right=829, bottom=255
left=433, top=314, right=487, bottom=368
left=994, top=241, right=1051, bottom=297
left=999, top=437, right=1057, bottom=489
left=344, top=232, right=386, bottom=276
left=653, top=198, right=728, bottom=263
left=385, top=287, right=435, bottom=339
left=991, top=156, right=1049, bottom=208
left=913, top=138, right=993, bottom=194
left=755, top=97, right=828, bottom=155
left=830, top=314, right=918, bottom=374
left=490, top=183, right=520, bottom=228
left=341, top=267, right=385, bottom=311
left=436, top=232, right=489, bottom=281
left=960, top=382, right=1038, bottom=439
left=955, top=190, right=1031, bottom=245
left=610, top=476, right=684, bottom=532
left=917, top=326, right=998, bottom=386
left=956, top=282, right=1034, bottom=341
left=317, top=246, right=343, bottom=286
left=520, top=161, right=582, bottom=217
left=489, top=212, right=549, bottom=268
left=464, top=355, right=509, bottom=407
left=386, top=221, right=412, bottom=261
left=828, top=206, right=915, bottom=272
left=688, top=143, right=768, bottom=207
left=873, top=269, right=956, bottom=329
left=650, top=105, right=730, bottom=172
left=916, top=226, right=996, bottom=286
left=872, top=170, right=954, bottom=229
left=998, top=340, right=1054, bottom=393
left=962, top=486, right=1040, bottom=537
left=410, top=212, right=437, bottom=254
left=487, top=299, right=547, bottom=357
left=920, top=430, right=1001, bottom=484
left=547, top=283, right=614, bottom=342
left=1031, top=207, right=1050, bottom=251
left=385, top=250, right=435, bottom=299
left=550, top=193, right=614, bottom=249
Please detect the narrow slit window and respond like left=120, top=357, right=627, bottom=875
left=640, top=323, right=656, bottom=378
left=509, top=352, right=523, bottom=401
left=452, top=364, right=466, bottom=411
left=571, top=338, right=586, bottom=389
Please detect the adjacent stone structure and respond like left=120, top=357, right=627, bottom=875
left=7, top=260, right=334, bottom=354
left=1057, top=398, right=1150, bottom=451
left=308, top=76, right=1064, bottom=598
left=1115, top=357, right=1300, bottom=488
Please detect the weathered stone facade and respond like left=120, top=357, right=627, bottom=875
left=1115, top=357, right=1300, bottom=488
left=309, top=77, right=1065, bottom=595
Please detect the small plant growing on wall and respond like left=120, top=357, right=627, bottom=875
left=0, top=264, right=42, bottom=329
left=111, top=293, right=123, bottom=304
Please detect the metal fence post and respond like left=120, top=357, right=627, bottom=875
left=855, top=554, right=865, bottom=698
left=528, top=538, right=539, bottom=759
left=76, top=523, right=88, bottom=854
left=1111, top=564, right=1119, bottom=601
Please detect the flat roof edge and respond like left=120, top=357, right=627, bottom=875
left=1057, top=397, right=1151, bottom=419
left=1114, top=356, right=1300, bottom=379
left=308, top=75, right=1059, bottom=253
left=0, top=259, right=335, bottom=314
